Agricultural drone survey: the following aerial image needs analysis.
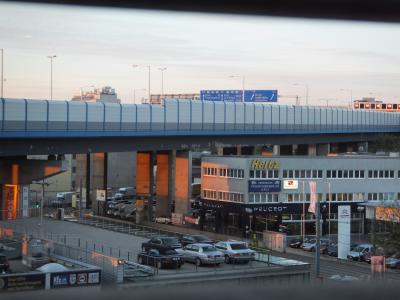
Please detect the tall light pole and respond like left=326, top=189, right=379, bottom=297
left=1, top=48, right=4, bottom=98
left=47, top=55, right=56, bottom=100
left=340, top=88, right=353, bottom=108
left=293, top=83, right=309, bottom=106
left=133, top=88, right=146, bottom=103
left=80, top=85, right=95, bottom=102
left=133, top=64, right=151, bottom=103
left=229, top=75, right=245, bottom=102
left=158, top=67, right=167, bottom=98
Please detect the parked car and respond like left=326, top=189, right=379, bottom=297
left=120, top=204, right=136, bottom=219
left=301, top=238, right=330, bottom=252
left=327, top=243, right=338, bottom=256
left=177, top=243, right=224, bottom=266
left=289, top=238, right=308, bottom=249
left=137, top=248, right=184, bottom=269
left=214, top=240, right=256, bottom=264
left=0, top=254, right=10, bottom=274
left=142, top=237, right=182, bottom=252
left=385, top=254, right=400, bottom=269
left=347, top=244, right=374, bottom=261
left=179, top=235, right=214, bottom=247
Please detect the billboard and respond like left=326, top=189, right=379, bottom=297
left=248, top=180, right=281, bottom=193
left=283, top=180, right=298, bottom=190
left=200, top=90, right=278, bottom=102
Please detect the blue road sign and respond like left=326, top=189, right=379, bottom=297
left=200, top=90, right=278, bottom=102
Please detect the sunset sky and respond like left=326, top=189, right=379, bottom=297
left=1, top=1, right=400, bottom=105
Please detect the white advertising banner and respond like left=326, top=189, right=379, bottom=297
left=338, top=205, right=351, bottom=259
left=96, top=189, right=106, bottom=202
left=22, top=185, right=29, bottom=218
left=283, top=180, right=298, bottom=190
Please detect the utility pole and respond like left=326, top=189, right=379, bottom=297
left=47, top=55, right=56, bottom=100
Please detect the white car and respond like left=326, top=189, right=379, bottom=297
left=177, top=243, right=224, bottom=266
left=214, top=240, right=256, bottom=263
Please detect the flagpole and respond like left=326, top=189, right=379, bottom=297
left=302, top=181, right=305, bottom=241
left=328, top=182, right=331, bottom=242
left=315, top=195, right=321, bottom=278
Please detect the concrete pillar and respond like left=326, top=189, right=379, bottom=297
left=86, top=153, right=91, bottom=209
left=148, top=152, right=155, bottom=222
left=216, top=147, right=224, bottom=156
left=308, top=144, right=317, bottom=156
left=174, top=150, right=192, bottom=216
left=273, top=145, right=280, bottom=156
left=156, top=153, right=169, bottom=217
left=168, top=150, right=176, bottom=213
left=136, top=152, right=151, bottom=223
left=236, top=146, right=242, bottom=156
left=358, top=142, right=368, bottom=153
left=317, top=143, right=330, bottom=156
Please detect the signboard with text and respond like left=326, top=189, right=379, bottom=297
left=338, top=205, right=351, bottom=259
left=283, top=180, right=298, bottom=190
left=0, top=273, right=46, bottom=292
left=248, top=180, right=281, bottom=193
left=200, top=90, right=278, bottom=102
left=50, top=270, right=101, bottom=288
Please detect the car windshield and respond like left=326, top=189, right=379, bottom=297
left=161, top=237, right=179, bottom=245
left=194, top=235, right=209, bottom=241
left=307, top=239, right=316, bottom=244
left=353, top=246, right=365, bottom=252
left=202, top=246, right=217, bottom=252
left=230, top=243, right=247, bottom=250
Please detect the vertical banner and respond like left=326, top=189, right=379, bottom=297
left=308, top=181, right=317, bottom=214
left=338, top=205, right=351, bottom=259
left=22, top=185, right=29, bottom=218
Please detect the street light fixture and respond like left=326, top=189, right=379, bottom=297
left=133, top=88, right=146, bottom=103
left=229, top=75, right=245, bottom=102
left=158, top=67, right=167, bottom=98
left=293, top=83, right=309, bottom=106
left=47, top=55, right=57, bottom=100
left=133, top=64, right=151, bottom=103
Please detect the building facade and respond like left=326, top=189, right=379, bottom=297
left=200, top=155, right=400, bottom=237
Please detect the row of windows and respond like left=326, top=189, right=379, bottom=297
left=249, top=170, right=279, bottom=179
left=202, top=189, right=244, bottom=203
left=283, top=170, right=323, bottom=179
left=327, top=170, right=365, bottom=179
left=367, top=193, right=397, bottom=201
left=203, top=167, right=245, bottom=179
left=219, top=168, right=245, bottom=178
left=248, top=193, right=279, bottom=203
left=368, top=170, right=395, bottom=179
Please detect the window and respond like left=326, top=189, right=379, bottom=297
left=312, top=170, right=318, bottom=178
left=300, top=170, right=306, bottom=178
left=338, top=170, right=343, bottom=178
left=343, top=170, right=348, bottom=178
left=360, top=170, right=365, bottom=178
left=295, top=170, right=300, bottom=178
left=273, top=170, right=279, bottom=178
left=332, top=170, right=337, bottom=178
left=306, top=170, right=312, bottom=178
left=283, top=170, right=288, bottom=178
left=327, top=170, right=331, bottom=178
left=288, top=170, right=294, bottom=178
left=349, top=170, right=354, bottom=178
left=355, top=170, right=360, bottom=178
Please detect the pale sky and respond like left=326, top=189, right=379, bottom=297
left=1, top=1, right=400, bottom=105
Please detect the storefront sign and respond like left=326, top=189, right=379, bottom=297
left=248, top=180, right=281, bottom=193
left=338, top=205, right=351, bottom=259
left=96, top=190, right=106, bottom=202
left=283, top=180, right=298, bottom=190
left=50, top=271, right=101, bottom=288
left=0, top=273, right=46, bottom=292
left=250, top=159, right=279, bottom=170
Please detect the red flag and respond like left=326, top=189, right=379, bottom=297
left=308, top=181, right=317, bottom=214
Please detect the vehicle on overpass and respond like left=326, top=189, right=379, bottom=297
left=137, top=248, right=184, bottom=269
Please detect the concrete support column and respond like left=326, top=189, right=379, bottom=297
left=136, top=152, right=151, bottom=224
left=86, top=153, right=91, bottom=209
left=174, top=150, right=192, bottom=216
left=236, top=146, right=242, bottom=156
left=308, top=144, right=317, bottom=156
left=156, top=153, right=169, bottom=217
left=358, top=142, right=368, bottom=153
left=216, top=147, right=224, bottom=156
left=273, top=145, right=280, bottom=156
left=317, top=143, right=330, bottom=156
left=168, top=150, right=176, bottom=213
left=148, top=152, right=155, bottom=222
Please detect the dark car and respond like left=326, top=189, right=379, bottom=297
left=179, top=235, right=214, bottom=247
left=142, top=236, right=182, bottom=252
left=327, top=243, right=338, bottom=256
left=289, top=238, right=307, bottom=249
left=0, top=254, right=10, bottom=274
left=137, top=248, right=184, bottom=269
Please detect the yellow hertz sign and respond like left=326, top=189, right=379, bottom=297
left=250, top=159, right=280, bottom=170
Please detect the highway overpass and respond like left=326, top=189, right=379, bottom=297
left=1, top=98, right=399, bottom=156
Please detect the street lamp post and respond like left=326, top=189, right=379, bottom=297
left=158, top=67, right=167, bottom=98
left=133, top=88, right=146, bottom=103
left=47, top=55, right=57, bottom=100
left=133, top=64, right=151, bottom=103
left=1, top=48, right=4, bottom=98
left=293, top=83, right=309, bottom=106
left=229, top=75, right=245, bottom=102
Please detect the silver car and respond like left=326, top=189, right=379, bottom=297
left=214, top=240, right=256, bottom=263
left=178, top=243, right=224, bottom=266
